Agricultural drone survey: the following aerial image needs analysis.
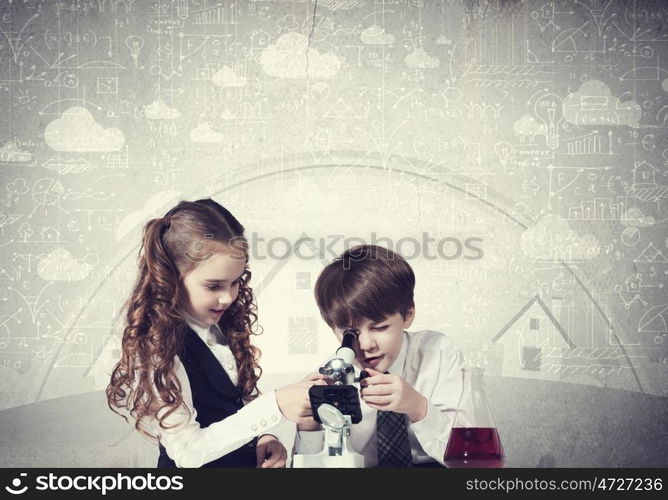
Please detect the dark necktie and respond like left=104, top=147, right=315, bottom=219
left=376, top=372, right=413, bottom=467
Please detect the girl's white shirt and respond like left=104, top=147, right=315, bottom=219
left=143, top=315, right=295, bottom=468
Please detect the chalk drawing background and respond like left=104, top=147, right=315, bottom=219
left=0, top=0, right=666, bottom=466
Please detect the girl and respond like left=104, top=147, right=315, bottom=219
left=106, top=198, right=321, bottom=468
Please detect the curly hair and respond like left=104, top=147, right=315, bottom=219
left=106, top=199, right=262, bottom=439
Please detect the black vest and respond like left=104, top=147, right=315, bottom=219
left=157, top=326, right=257, bottom=467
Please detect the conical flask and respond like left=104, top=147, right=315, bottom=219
left=444, top=366, right=505, bottom=468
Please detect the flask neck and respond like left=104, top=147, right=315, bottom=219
left=454, top=366, right=496, bottom=428
left=462, top=367, right=485, bottom=392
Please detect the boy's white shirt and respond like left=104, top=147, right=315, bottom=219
left=144, top=315, right=295, bottom=468
left=294, top=330, right=465, bottom=467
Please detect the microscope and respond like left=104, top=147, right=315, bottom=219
left=292, top=329, right=368, bottom=468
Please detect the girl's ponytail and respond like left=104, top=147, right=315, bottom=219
left=107, top=215, right=188, bottom=438
left=141, top=216, right=182, bottom=314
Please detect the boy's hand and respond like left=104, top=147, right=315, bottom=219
left=360, top=368, right=428, bottom=423
left=256, top=434, right=287, bottom=468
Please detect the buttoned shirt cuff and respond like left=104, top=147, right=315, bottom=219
left=246, top=390, right=285, bottom=434
left=157, top=390, right=286, bottom=468
left=260, top=418, right=296, bottom=451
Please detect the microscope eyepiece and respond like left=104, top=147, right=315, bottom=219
left=340, top=328, right=359, bottom=349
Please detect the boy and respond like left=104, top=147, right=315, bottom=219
left=294, top=245, right=464, bottom=467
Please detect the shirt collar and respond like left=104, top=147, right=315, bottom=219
left=386, top=331, right=408, bottom=376
left=180, top=310, right=218, bottom=345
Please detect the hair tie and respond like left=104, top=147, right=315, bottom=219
left=161, top=215, right=172, bottom=232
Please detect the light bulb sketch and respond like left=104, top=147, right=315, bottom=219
left=125, top=35, right=145, bottom=69
left=494, top=142, right=514, bottom=168
left=533, top=93, right=564, bottom=150
left=175, top=0, right=189, bottom=20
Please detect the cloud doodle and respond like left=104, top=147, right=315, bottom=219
left=37, top=248, right=91, bottom=281
left=260, top=32, right=342, bottom=79
left=44, top=107, right=125, bottom=152
left=212, top=66, right=247, bottom=87
left=405, top=47, right=440, bottom=69
left=361, top=24, right=395, bottom=45
left=521, top=215, right=601, bottom=262
left=563, top=80, right=642, bottom=128
left=144, top=99, right=180, bottom=120
left=190, top=123, right=225, bottom=143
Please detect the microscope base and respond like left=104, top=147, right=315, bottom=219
left=292, top=452, right=365, bottom=468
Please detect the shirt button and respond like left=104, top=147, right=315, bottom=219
left=226, top=363, right=234, bottom=370
left=207, top=339, right=215, bottom=347
left=260, top=419, right=267, bottom=427
left=271, top=415, right=278, bottom=422
left=251, top=424, right=258, bottom=431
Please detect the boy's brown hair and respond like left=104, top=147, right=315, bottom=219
left=314, top=245, right=415, bottom=328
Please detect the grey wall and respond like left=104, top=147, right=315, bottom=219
left=0, top=0, right=666, bottom=466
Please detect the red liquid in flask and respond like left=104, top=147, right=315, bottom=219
left=444, top=427, right=505, bottom=468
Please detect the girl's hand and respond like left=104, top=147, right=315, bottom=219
left=359, top=368, right=428, bottom=423
left=275, top=374, right=326, bottom=426
left=296, top=372, right=324, bottom=431
left=256, top=434, right=287, bottom=468
left=297, top=420, right=322, bottom=431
